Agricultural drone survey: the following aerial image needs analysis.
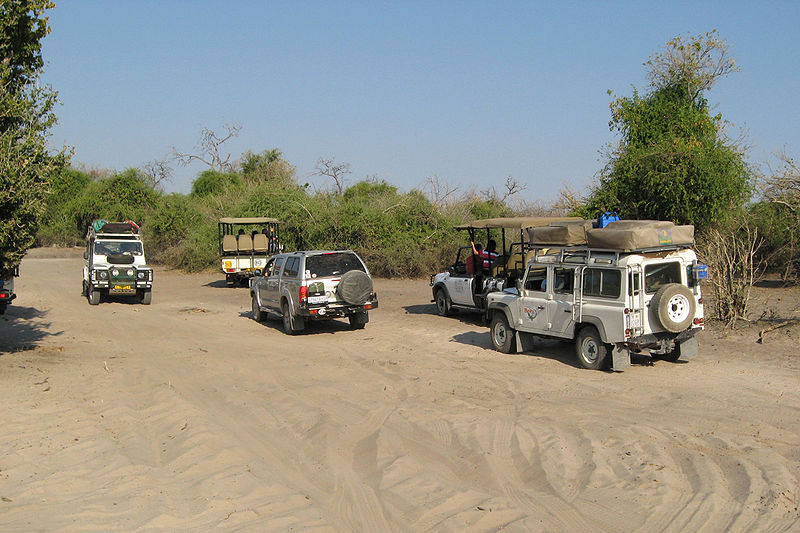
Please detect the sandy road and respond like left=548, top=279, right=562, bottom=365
left=1, top=248, right=799, bottom=531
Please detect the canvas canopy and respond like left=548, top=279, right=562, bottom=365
left=455, top=216, right=580, bottom=231
left=219, top=217, right=279, bottom=224
left=528, top=220, right=593, bottom=245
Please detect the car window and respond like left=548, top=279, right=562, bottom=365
left=94, top=241, right=143, bottom=256
left=584, top=268, right=621, bottom=298
left=283, top=256, right=299, bottom=278
left=524, top=266, right=548, bottom=292
left=271, top=256, right=285, bottom=276
left=644, top=262, right=681, bottom=294
left=305, top=252, right=365, bottom=278
left=553, top=267, right=574, bottom=294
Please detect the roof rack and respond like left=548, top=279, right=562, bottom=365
left=87, top=220, right=141, bottom=239
left=526, top=243, right=692, bottom=267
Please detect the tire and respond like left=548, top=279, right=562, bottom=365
left=490, top=312, right=517, bottom=354
left=88, top=288, right=101, bottom=305
left=252, top=292, right=265, bottom=322
left=338, top=270, right=373, bottom=305
left=281, top=301, right=302, bottom=335
left=226, top=275, right=236, bottom=288
left=434, top=288, right=451, bottom=316
left=659, top=347, right=681, bottom=363
left=140, top=289, right=152, bottom=305
left=650, top=283, right=695, bottom=333
left=575, top=326, right=608, bottom=370
left=349, top=311, right=368, bottom=330
left=0, top=304, right=6, bottom=315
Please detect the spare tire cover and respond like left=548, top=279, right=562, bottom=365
left=650, top=283, right=695, bottom=333
left=337, top=270, right=373, bottom=305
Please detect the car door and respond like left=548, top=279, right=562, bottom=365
left=263, top=255, right=285, bottom=310
left=516, top=265, right=549, bottom=333
left=547, top=266, right=576, bottom=337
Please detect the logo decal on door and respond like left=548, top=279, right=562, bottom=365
left=523, top=307, right=538, bottom=320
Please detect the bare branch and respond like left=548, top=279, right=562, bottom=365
left=314, top=157, right=351, bottom=194
left=141, top=158, right=173, bottom=190
left=172, top=123, right=242, bottom=172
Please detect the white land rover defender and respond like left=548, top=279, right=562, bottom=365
left=82, top=220, right=153, bottom=305
left=486, top=220, right=707, bottom=371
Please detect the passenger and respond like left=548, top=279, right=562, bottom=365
left=471, top=240, right=498, bottom=270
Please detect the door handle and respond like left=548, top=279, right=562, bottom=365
left=537, top=305, right=545, bottom=310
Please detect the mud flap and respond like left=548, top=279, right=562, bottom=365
left=611, top=345, right=631, bottom=371
left=515, top=331, right=536, bottom=353
left=678, top=337, right=698, bottom=359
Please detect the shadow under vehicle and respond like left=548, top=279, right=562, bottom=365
left=219, top=217, right=281, bottom=286
left=429, top=217, right=579, bottom=317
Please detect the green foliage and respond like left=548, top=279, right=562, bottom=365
left=0, top=0, right=67, bottom=274
left=748, top=201, right=800, bottom=279
left=190, top=170, right=241, bottom=197
left=579, top=34, right=750, bottom=230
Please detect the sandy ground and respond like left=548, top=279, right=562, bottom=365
left=1, top=248, right=799, bottom=532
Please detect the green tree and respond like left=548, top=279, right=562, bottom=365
left=580, top=32, right=750, bottom=229
left=0, top=0, right=67, bottom=274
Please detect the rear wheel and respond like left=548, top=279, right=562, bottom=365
left=490, top=312, right=516, bottom=353
left=575, top=326, right=608, bottom=370
left=434, top=289, right=451, bottom=316
left=281, top=301, right=302, bottom=335
left=349, top=311, right=368, bottom=330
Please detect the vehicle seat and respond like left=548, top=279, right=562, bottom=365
left=238, top=234, right=253, bottom=252
left=253, top=233, right=268, bottom=252
left=222, top=234, right=238, bottom=253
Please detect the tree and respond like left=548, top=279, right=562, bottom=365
left=0, top=0, right=67, bottom=275
left=579, top=32, right=750, bottom=230
left=314, top=157, right=351, bottom=194
left=173, top=123, right=241, bottom=172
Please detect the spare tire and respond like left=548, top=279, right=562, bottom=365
left=650, top=283, right=695, bottom=333
left=337, top=270, right=373, bottom=305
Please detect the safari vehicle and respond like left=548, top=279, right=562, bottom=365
left=219, top=217, right=280, bottom=286
left=429, top=217, right=579, bottom=316
left=250, top=250, right=378, bottom=334
left=486, top=220, right=706, bottom=371
left=0, top=266, right=18, bottom=315
left=82, top=220, right=153, bottom=305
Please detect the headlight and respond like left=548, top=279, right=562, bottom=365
left=127, top=269, right=134, bottom=276
left=111, top=269, right=119, bottom=276
left=137, top=272, right=145, bottom=279
left=99, top=270, right=108, bottom=279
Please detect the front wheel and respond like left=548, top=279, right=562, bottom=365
left=490, top=312, right=517, bottom=353
left=88, top=287, right=101, bottom=305
left=140, top=289, right=152, bottom=305
left=434, top=289, right=451, bottom=316
left=575, top=326, right=608, bottom=370
left=252, top=293, right=265, bottom=322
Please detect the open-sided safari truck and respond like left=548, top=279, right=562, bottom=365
left=430, top=216, right=579, bottom=315
left=219, top=217, right=280, bottom=286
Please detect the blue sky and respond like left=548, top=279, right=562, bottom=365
left=40, top=1, right=799, bottom=201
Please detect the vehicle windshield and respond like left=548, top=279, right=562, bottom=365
left=305, top=252, right=365, bottom=278
left=95, top=241, right=143, bottom=256
left=644, top=261, right=681, bottom=294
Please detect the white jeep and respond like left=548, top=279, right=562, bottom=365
left=486, top=220, right=706, bottom=370
left=82, top=220, right=153, bottom=305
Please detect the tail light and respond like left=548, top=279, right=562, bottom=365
left=299, top=285, right=307, bottom=305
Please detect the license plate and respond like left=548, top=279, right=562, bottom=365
left=308, top=295, right=327, bottom=304
left=628, top=312, right=642, bottom=328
